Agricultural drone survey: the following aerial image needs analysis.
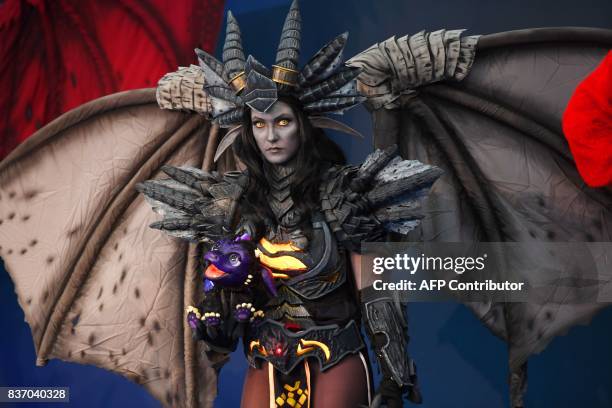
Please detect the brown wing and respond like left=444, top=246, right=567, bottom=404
left=351, top=27, right=612, bottom=405
left=0, top=89, right=222, bottom=407
left=396, top=28, right=612, bottom=360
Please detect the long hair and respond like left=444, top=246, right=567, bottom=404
left=233, top=96, right=345, bottom=237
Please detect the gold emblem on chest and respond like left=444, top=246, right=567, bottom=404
left=255, top=238, right=308, bottom=273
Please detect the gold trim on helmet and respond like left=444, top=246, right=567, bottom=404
left=228, top=71, right=246, bottom=93
left=272, top=65, right=299, bottom=86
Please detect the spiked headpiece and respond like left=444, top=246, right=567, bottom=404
left=195, top=1, right=366, bottom=161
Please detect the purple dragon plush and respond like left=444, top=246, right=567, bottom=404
left=203, top=232, right=276, bottom=295
left=186, top=233, right=276, bottom=334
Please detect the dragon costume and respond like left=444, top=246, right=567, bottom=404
left=1, top=0, right=611, bottom=406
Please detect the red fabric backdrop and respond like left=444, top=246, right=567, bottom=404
left=0, top=0, right=225, bottom=158
left=562, top=51, right=612, bottom=187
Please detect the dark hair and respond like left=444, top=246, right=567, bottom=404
left=233, top=96, right=345, bottom=236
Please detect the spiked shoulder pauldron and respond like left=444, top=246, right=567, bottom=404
left=320, top=145, right=443, bottom=252
left=137, top=167, right=248, bottom=243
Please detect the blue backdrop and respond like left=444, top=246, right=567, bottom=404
left=1, top=0, right=611, bottom=407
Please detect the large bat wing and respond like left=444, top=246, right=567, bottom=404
left=0, top=89, right=222, bottom=407
left=414, top=27, right=612, bottom=356
left=350, top=27, right=612, bottom=404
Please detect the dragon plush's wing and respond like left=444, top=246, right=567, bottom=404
left=0, top=88, right=224, bottom=407
left=350, top=27, right=612, bottom=404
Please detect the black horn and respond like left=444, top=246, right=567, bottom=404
left=275, top=0, right=301, bottom=71
left=223, top=11, right=246, bottom=89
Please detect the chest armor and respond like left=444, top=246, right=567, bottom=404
left=257, top=216, right=357, bottom=328
left=243, top=165, right=366, bottom=373
left=247, top=217, right=363, bottom=374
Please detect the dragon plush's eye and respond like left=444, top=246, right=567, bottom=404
left=228, top=253, right=241, bottom=266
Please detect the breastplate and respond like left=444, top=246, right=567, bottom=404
left=246, top=219, right=363, bottom=372
left=259, top=218, right=345, bottom=298
left=256, top=216, right=355, bottom=328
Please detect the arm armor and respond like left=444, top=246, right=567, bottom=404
left=363, top=297, right=422, bottom=403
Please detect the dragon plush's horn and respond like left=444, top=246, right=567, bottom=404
left=235, top=232, right=252, bottom=242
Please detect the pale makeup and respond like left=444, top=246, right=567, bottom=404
left=251, top=101, right=300, bottom=164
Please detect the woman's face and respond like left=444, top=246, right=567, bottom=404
left=251, top=101, right=300, bottom=164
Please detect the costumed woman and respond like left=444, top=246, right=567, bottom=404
left=2, top=1, right=610, bottom=406
left=138, top=1, right=442, bottom=407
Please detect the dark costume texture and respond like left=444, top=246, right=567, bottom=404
left=0, top=0, right=611, bottom=405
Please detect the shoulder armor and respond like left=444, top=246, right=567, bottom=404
left=347, top=30, right=480, bottom=110
left=156, top=65, right=212, bottom=114
left=320, top=145, right=443, bottom=252
left=137, top=166, right=248, bottom=243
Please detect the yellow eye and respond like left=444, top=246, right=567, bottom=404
left=254, top=121, right=265, bottom=129
left=277, top=119, right=290, bottom=126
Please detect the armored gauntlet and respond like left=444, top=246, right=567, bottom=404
left=363, top=297, right=422, bottom=406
